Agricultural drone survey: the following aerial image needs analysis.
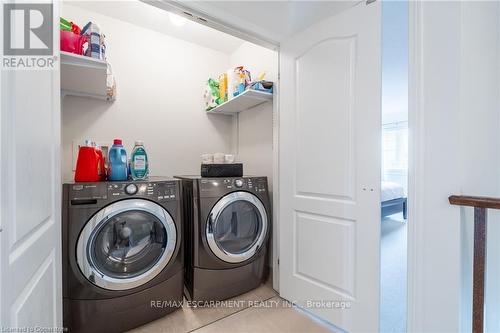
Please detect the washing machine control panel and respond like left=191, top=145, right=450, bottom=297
left=70, top=184, right=107, bottom=201
left=124, top=183, right=138, bottom=195
left=107, top=181, right=178, bottom=201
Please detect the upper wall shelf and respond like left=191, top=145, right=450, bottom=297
left=206, top=89, right=273, bottom=115
left=60, top=51, right=113, bottom=101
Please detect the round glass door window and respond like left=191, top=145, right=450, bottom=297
left=207, top=192, right=268, bottom=263
left=77, top=199, right=177, bottom=291
left=91, top=210, right=166, bottom=279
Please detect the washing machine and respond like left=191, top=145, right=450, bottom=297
left=175, top=176, right=270, bottom=301
left=62, top=178, right=183, bottom=333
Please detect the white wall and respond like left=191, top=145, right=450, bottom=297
left=459, top=3, right=500, bottom=332
left=229, top=42, right=277, bottom=190
left=410, top=2, right=500, bottom=331
left=61, top=4, right=234, bottom=181
left=228, top=42, right=278, bottom=269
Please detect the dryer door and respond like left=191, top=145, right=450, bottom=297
left=206, top=192, right=268, bottom=263
left=76, top=199, right=177, bottom=291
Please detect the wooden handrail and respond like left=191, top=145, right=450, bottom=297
left=449, top=194, right=500, bottom=333
left=449, top=195, right=500, bottom=209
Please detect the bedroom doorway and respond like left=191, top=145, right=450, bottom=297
left=380, top=1, right=409, bottom=332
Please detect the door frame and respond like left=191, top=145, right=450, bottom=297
left=140, top=0, right=422, bottom=329
left=406, top=1, right=424, bottom=332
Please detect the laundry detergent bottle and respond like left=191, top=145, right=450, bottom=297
left=130, top=141, right=149, bottom=180
left=74, top=139, right=104, bottom=182
left=108, top=138, right=128, bottom=181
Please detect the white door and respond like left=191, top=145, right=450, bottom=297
left=279, top=1, right=381, bottom=332
left=0, top=1, right=62, bottom=330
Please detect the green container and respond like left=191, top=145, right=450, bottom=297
left=60, top=17, right=72, bottom=31
left=130, top=141, right=149, bottom=180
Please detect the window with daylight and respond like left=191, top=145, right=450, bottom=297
left=382, top=122, right=408, bottom=173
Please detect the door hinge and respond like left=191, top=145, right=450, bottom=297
left=277, top=258, right=280, bottom=265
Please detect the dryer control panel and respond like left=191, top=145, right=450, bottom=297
left=199, top=177, right=268, bottom=197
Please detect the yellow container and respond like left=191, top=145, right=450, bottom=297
left=219, top=73, right=228, bottom=102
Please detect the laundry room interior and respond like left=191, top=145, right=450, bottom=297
left=5, top=0, right=500, bottom=332
left=60, top=1, right=280, bottom=332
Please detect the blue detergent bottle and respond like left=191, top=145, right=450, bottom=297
left=130, top=140, right=149, bottom=180
left=108, top=138, right=128, bottom=181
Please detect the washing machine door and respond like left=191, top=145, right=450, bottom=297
left=76, top=199, right=177, bottom=291
left=206, top=191, right=268, bottom=263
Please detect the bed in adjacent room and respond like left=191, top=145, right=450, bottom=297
left=381, top=181, right=407, bottom=220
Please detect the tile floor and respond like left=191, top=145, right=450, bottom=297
left=129, top=280, right=336, bottom=333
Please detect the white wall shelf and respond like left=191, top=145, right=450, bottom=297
left=206, top=89, right=272, bottom=115
left=60, top=51, right=114, bottom=101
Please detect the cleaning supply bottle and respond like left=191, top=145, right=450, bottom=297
left=74, top=139, right=104, bottom=182
left=95, top=143, right=106, bottom=181
left=108, top=139, right=128, bottom=181
left=233, top=66, right=243, bottom=97
left=219, top=73, right=228, bottom=102
left=130, top=141, right=149, bottom=180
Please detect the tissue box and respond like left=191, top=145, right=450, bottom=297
left=201, top=163, right=243, bottom=177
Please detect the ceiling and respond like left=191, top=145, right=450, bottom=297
left=65, top=1, right=360, bottom=53
left=169, top=0, right=360, bottom=46
left=66, top=1, right=245, bottom=54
